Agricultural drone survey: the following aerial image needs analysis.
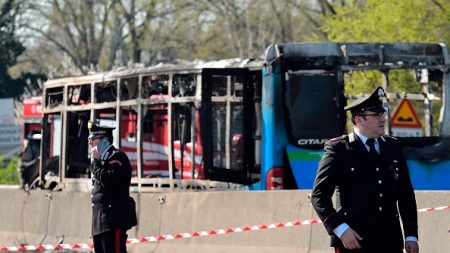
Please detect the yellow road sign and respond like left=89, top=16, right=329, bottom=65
left=391, top=98, right=422, bottom=128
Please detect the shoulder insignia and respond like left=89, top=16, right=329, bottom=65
left=382, top=135, right=398, bottom=142
left=109, top=160, right=123, bottom=166
left=348, top=132, right=356, bottom=143
left=329, top=134, right=348, bottom=143
left=107, top=149, right=119, bottom=160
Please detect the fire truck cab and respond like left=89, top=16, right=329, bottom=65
left=19, top=97, right=43, bottom=188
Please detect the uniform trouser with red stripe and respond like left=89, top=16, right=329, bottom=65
left=335, top=247, right=402, bottom=253
left=93, top=228, right=127, bottom=253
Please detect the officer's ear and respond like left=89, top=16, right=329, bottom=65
left=354, top=115, right=366, bottom=125
left=350, top=115, right=357, bottom=125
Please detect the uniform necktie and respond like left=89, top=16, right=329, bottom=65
left=365, top=138, right=379, bottom=159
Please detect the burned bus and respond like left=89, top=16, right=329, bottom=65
left=34, top=42, right=450, bottom=191
left=262, top=42, right=450, bottom=190
left=37, top=59, right=264, bottom=191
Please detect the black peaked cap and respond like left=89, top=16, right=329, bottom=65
left=344, top=86, right=387, bottom=115
left=88, top=121, right=115, bottom=139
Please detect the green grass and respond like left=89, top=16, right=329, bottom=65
left=0, top=155, right=20, bottom=185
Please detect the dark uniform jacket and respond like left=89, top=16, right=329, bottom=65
left=311, top=133, right=418, bottom=251
left=91, top=145, right=137, bottom=236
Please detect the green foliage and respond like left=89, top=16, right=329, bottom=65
left=321, top=0, right=450, bottom=93
left=0, top=155, right=20, bottom=185
left=0, top=0, right=25, bottom=98
left=320, top=0, right=449, bottom=135
left=322, top=0, right=450, bottom=44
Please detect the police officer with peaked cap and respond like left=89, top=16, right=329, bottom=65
left=311, top=87, right=419, bottom=253
left=88, top=121, right=137, bottom=253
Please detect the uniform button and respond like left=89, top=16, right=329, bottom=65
left=351, top=168, right=355, bottom=171
left=378, top=180, right=382, bottom=184
left=379, top=207, right=383, bottom=211
left=91, top=204, right=94, bottom=207
left=379, top=193, right=383, bottom=197
left=108, top=205, right=112, bottom=208
left=344, top=212, right=347, bottom=216
left=376, top=167, right=379, bottom=172
left=90, top=194, right=93, bottom=198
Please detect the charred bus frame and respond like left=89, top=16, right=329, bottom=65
left=38, top=59, right=264, bottom=192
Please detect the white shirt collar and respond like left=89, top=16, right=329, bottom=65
left=354, top=128, right=369, bottom=143
left=354, top=128, right=380, bottom=152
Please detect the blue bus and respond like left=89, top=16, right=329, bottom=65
left=256, top=42, right=450, bottom=190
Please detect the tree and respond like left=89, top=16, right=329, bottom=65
left=319, top=0, right=450, bottom=134
left=14, top=0, right=330, bottom=76
left=33, top=0, right=329, bottom=70
left=21, top=0, right=113, bottom=75
left=108, top=0, right=198, bottom=67
left=162, top=0, right=324, bottom=60
left=322, top=0, right=450, bottom=44
left=19, top=0, right=199, bottom=72
left=15, top=0, right=382, bottom=78
left=320, top=0, right=450, bottom=93
left=0, top=0, right=25, bottom=98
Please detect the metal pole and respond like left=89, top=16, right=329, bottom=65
left=60, top=85, right=68, bottom=189
left=381, top=70, right=391, bottom=135
left=115, top=79, right=122, bottom=149
left=420, top=69, right=432, bottom=136
left=168, top=74, right=174, bottom=191
left=225, top=76, right=231, bottom=169
left=379, top=45, right=392, bottom=136
left=190, top=105, right=196, bottom=178
left=439, top=43, right=450, bottom=136
left=136, top=75, right=143, bottom=193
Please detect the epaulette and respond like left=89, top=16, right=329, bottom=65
left=380, top=135, right=398, bottom=142
left=108, top=150, right=123, bottom=166
left=329, top=134, right=348, bottom=143
left=108, top=159, right=123, bottom=166
left=106, top=149, right=119, bottom=160
left=348, top=132, right=356, bottom=143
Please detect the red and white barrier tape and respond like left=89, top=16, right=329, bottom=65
left=0, top=244, right=93, bottom=251
left=417, top=205, right=450, bottom=212
left=126, top=218, right=322, bottom=245
left=1, top=205, right=449, bottom=252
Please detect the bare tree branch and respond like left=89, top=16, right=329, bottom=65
left=431, top=0, right=446, bottom=11
left=21, top=24, right=83, bottom=71
left=317, top=0, right=336, bottom=15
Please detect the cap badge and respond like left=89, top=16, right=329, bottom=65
left=378, top=88, right=385, bottom=100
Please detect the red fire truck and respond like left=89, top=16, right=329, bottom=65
left=19, top=97, right=43, bottom=188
